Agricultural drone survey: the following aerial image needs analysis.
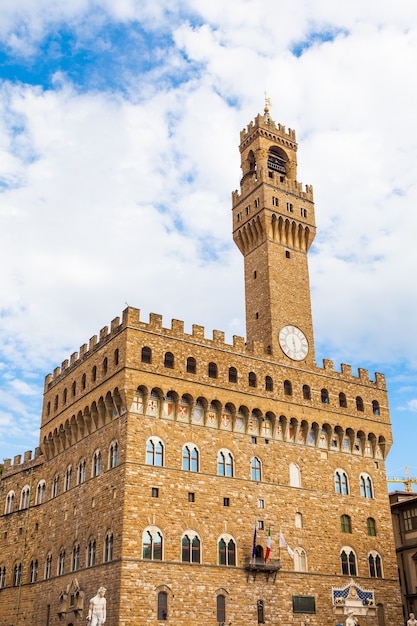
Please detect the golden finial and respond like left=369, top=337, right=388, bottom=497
left=264, top=92, right=272, bottom=113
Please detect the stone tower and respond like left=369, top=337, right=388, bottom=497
left=232, top=105, right=316, bottom=365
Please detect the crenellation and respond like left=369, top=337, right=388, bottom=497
left=149, top=312, right=163, bottom=330
left=99, top=325, right=109, bottom=340
left=80, top=343, right=87, bottom=358
left=212, top=329, right=225, bottom=344
left=61, top=359, right=69, bottom=371
left=53, top=366, right=60, bottom=379
left=89, top=335, right=98, bottom=350
left=13, top=455, right=21, bottom=465
left=358, top=367, right=369, bottom=382
left=323, top=359, right=334, bottom=371
left=70, top=352, right=78, bottom=366
left=192, top=324, right=205, bottom=339
left=341, top=363, right=352, bottom=377
left=233, top=335, right=246, bottom=352
left=23, top=450, right=32, bottom=463
left=110, top=316, right=120, bottom=332
left=171, top=319, right=184, bottom=335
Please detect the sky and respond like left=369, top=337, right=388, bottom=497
left=1, top=0, right=417, bottom=489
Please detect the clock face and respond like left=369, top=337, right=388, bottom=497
left=279, top=325, right=309, bottom=361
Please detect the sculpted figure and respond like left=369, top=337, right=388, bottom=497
left=87, top=587, right=106, bottom=625
left=346, top=610, right=358, bottom=626
left=407, top=613, right=417, bottom=626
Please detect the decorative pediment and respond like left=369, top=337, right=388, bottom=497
left=332, top=579, right=376, bottom=617
left=58, top=577, right=85, bottom=618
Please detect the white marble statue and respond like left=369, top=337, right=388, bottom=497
left=87, top=587, right=107, bottom=625
left=346, top=610, right=358, bottom=626
left=407, top=613, right=417, bottom=626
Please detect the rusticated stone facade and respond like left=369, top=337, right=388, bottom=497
left=0, top=109, right=402, bottom=626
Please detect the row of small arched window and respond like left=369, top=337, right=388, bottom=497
left=3, top=442, right=118, bottom=514
left=0, top=532, right=113, bottom=589
left=46, top=345, right=381, bottom=417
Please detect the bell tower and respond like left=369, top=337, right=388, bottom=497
left=232, top=105, right=316, bottom=365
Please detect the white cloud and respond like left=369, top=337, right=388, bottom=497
left=1, top=0, right=417, bottom=468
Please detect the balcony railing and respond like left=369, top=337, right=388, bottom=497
left=244, top=557, right=282, bottom=581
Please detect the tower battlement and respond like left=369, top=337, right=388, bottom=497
left=240, top=114, right=297, bottom=145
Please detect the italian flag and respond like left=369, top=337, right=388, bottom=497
left=264, top=527, right=271, bottom=562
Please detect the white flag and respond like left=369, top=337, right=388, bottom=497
left=280, top=532, right=294, bottom=558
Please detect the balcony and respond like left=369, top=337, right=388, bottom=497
left=244, top=557, right=282, bottom=581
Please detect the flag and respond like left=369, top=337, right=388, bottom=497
left=264, top=527, right=271, bottom=562
left=280, top=531, right=294, bottom=559
left=252, top=526, right=257, bottom=558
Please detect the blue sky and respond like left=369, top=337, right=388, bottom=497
left=1, top=0, right=417, bottom=489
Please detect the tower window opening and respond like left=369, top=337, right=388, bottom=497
left=267, top=149, right=286, bottom=174
left=246, top=205, right=251, bottom=215
left=253, top=270, right=257, bottom=279
left=255, top=198, right=260, bottom=208
left=286, top=202, right=293, bottom=213
left=237, top=212, right=242, bottom=222
left=272, top=196, right=278, bottom=206
left=301, top=208, right=308, bottom=218
left=268, top=171, right=273, bottom=179
left=255, top=312, right=259, bottom=319
left=285, top=250, right=291, bottom=259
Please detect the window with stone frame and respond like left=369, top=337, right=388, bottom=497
left=340, top=547, right=357, bottom=576
left=251, top=456, right=262, bottom=481
left=142, top=528, right=163, bottom=561
left=146, top=438, right=164, bottom=466
left=360, top=473, right=373, bottom=498
left=217, top=594, right=226, bottom=624
left=105, top=532, right=114, bottom=562
left=218, top=450, right=234, bottom=477
left=218, top=537, right=236, bottom=566
left=368, top=551, right=383, bottom=578
left=30, top=560, right=38, bottom=583
left=158, top=591, right=168, bottom=621
left=109, top=441, right=119, bottom=468
left=182, top=444, right=199, bottom=472
left=181, top=533, right=201, bottom=563
left=340, top=514, right=352, bottom=533
left=334, top=470, right=349, bottom=495
left=366, top=517, right=377, bottom=536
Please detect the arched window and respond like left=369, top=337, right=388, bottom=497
left=103, top=357, right=108, bottom=375
left=78, top=459, right=86, bottom=484
left=63, top=388, right=67, bottom=405
left=92, top=366, right=97, bottom=382
left=87, top=538, right=96, bottom=567
left=367, top=517, right=377, bottom=536
left=54, top=394, right=59, bottom=411
left=267, top=147, right=286, bottom=175
left=186, top=356, right=196, bottom=374
left=158, top=591, right=168, bottom=621
left=251, top=457, right=261, bottom=481
left=92, top=450, right=101, bottom=477
left=105, top=532, right=114, bottom=562
left=146, top=438, right=164, bottom=466
left=289, top=463, right=301, bottom=487
left=218, top=536, right=236, bottom=566
left=114, top=348, right=119, bottom=365
left=182, top=445, right=199, bottom=472
left=181, top=533, right=201, bottom=563
left=218, top=450, right=234, bottom=477
left=302, top=384, right=311, bottom=400
left=294, top=547, right=307, bottom=572
left=52, top=475, right=59, bottom=498
left=13, top=563, right=22, bottom=586
left=109, top=441, right=119, bottom=468
left=141, top=346, right=152, bottom=364
left=257, top=599, right=265, bottom=624
left=58, top=549, right=65, bottom=575
left=36, top=480, right=46, bottom=504
left=45, top=553, right=52, bottom=579
left=217, top=595, right=226, bottom=624
left=372, top=400, right=380, bottom=415
left=142, top=528, right=163, bottom=560
left=341, top=548, right=357, bottom=575
left=339, top=392, right=347, bottom=408
left=0, top=566, right=6, bottom=589
left=72, top=381, right=76, bottom=397
left=208, top=362, right=218, bottom=378
left=64, top=466, right=73, bottom=491
left=164, top=352, right=174, bottom=368
left=47, top=401, right=51, bottom=416
left=5, top=490, right=15, bottom=514
left=30, top=559, right=38, bottom=583
left=334, top=470, right=349, bottom=495
left=295, top=512, right=303, bottom=528
left=321, top=388, right=329, bottom=404
left=229, top=366, right=237, bottom=383
left=71, top=544, right=80, bottom=572
left=356, top=396, right=364, bottom=411
left=20, top=485, right=30, bottom=510
left=249, top=372, right=257, bottom=387
left=81, top=373, right=86, bottom=390
left=360, top=473, right=374, bottom=498
left=284, top=380, right=292, bottom=396
left=265, top=376, right=273, bottom=391
left=369, top=551, right=383, bottom=578
left=341, top=514, right=352, bottom=533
